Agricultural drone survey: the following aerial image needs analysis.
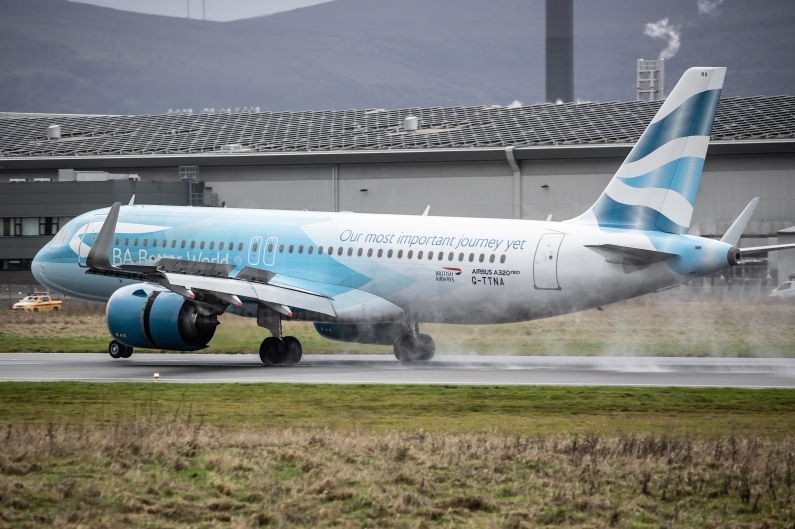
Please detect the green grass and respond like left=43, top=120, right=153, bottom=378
left=1, top=382, right=794, bottom=438
left=1, top=384, right=794, bottom=527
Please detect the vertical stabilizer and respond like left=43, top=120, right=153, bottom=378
left=571, top=67, right=726, bottom=233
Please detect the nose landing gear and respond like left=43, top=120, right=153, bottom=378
left=108, top=340, right=133, bottom=359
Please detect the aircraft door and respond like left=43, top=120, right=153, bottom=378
left=533, top=233, right=564, bottom=290
left=248, top=236, right=263, bottom=265
left=264, top=237, right=278, bottom=266
left=77, top=214, right=106, bottom=267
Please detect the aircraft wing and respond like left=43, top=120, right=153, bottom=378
left=156, top=272, right=336, bottom=317
left=84, top=202, right=336, bottom=317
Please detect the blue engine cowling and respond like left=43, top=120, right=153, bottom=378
left=106, top=284, right=218, bottom=351
left=313, top=322, right=411, bottom=346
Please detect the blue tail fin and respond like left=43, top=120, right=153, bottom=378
left=572, top=67, right=726, bottom=233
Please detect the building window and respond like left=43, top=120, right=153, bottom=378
left=21, top=218, right=38, bottom=236
left=38, top=217, right=59, bottom=236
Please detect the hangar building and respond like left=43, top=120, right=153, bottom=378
left=1, top=95, right=794, bottom=283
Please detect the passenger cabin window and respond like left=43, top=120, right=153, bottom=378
left=115, top=237, right=119, bottom=245
left=134, top=238, right=139, bottom=246
left=288, top=245, right=294, bottom=253
left=347, top=247, right=352, bottom=256
left=458, top=253, right=464, bottom=261
left=479, top=254, right=485, bottom=262
left=327, top=246, right=333, bottom=255
left=198, top=241, right=203, bottom=249
left=407, top=250, right=413, bottom=259
left=171, top=240, right=176, bottom=248
left=191, top=241, right=196, bottom=249
left=319, top=246, right=325, bottom=254
left=500, top=255, right=506, bottom=264
left=162, top=239, right=166, bottom=247
left=357, top=248, right=363, bottom=257
left=377, top=249, right=383, bottom=258
left=308, top=246, right=314, bottom=254
left=448, top=252, right=453, bottom=261
left=437, top=252, right=443, bottom=261
left=143, top=239, right=148, bottom=247
left=387, top=249, right=393, bottom=258
left=428, top=252, right=433, bottom=261
left=252, top=243, right=258, bottom=252
left=469, top=253, right=474, bottom=262
left=417, top=251, right=423, bottom=259
left=367, top=249, right=373, bottom=257
left=489, top=254, right=495, bottom=263
left=220, top=242, right=225, bottom=251
left=279, top=244, right=284, bottom=253
left=268, top=244, right=273, bottom=252
left=298, top=245, right=304, bottom=254
left=337, top=247, right=343, bottom=256
left=209, top=242, right=215, bottom=250
left=237, top=243, right=243, bottom=251
left=397, top=250, right=403, bottom=258
left=152, top=239, right=158, bottom=248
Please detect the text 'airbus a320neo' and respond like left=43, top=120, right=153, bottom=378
left=32, top=68, right=795, bottom=365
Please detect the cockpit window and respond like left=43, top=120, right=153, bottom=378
left=51, top=228, right=68, bottom=245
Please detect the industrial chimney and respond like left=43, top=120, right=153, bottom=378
left=545, top=0, right=573, bottom=103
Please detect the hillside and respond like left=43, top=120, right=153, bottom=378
left=0, top=0, right=792, bottom=114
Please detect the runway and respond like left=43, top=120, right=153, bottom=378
left=1, top=353, right=795, bottom=387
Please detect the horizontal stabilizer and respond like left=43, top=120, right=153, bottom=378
left=739, top=243, right=795, bottom=255
left=585, top=244, right=677, bottom=273
left=721, top=197, right=760, bottom=246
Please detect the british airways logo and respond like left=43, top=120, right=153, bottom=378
left=442, top=267, right=462, bottom=275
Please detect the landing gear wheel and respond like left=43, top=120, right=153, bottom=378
left=394, top=333, right=420, bottom=364
left=416, top=334, right=435, bottom=361
left=259, top=337, right=286, bottom=365
left=109, top=340, right=124, bottom=359
left=282, top=336, right=303, bottom=365
left=120, top=345, right=133, bottom=358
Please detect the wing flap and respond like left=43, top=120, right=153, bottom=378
left=158, top=272, right=336, bottom=317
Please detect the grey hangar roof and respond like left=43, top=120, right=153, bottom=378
left=1, top=95, right=794, bottom=170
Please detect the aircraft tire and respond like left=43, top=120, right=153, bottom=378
left=120, top=345, right=133, bottom=358
left=108, top=340, right=124, bottom=359
left=259, top=337, right=286, bottom=365
left=393, top=333, right=420, bottom=363
left=416, top=334, right=435, bottom=361
left=283, top=336, right=303, bottom=365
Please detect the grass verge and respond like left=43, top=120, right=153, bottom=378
left=1, top=383, right=794, bottom=438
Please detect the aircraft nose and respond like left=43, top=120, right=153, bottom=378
left=31, top=247, right=47, bottom=283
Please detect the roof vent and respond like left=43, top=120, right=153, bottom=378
left=221, top=143, right=244, bottom=153
left=403, top=116, right=418, bottom=132
left=47, top=124, right=61, bottom=140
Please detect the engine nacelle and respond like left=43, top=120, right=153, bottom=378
left=313, top=322, right=411, bottom=346
left=107, top=284, right=219, bottom=351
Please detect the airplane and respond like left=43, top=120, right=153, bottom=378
left=31, top=67, right=795, bottom=365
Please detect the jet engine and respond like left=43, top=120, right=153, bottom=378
left=106, top=284, right=219, bottom=351
left=313, top=322, right=411, bottom=346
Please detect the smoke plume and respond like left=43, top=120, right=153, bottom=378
left=697, top=0, right=724, bottom=15
left=643, top=18, right=682, bottom=59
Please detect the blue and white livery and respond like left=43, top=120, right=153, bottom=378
left=31, top=68, right=795, bottom=364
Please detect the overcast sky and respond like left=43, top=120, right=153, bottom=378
left=69, top=0, right=334, bottom=21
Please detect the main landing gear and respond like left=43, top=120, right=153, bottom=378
left=108, top=340, right=133, bottom=359
left=393, top=324, right=435, bottom=364
left=259, top=336, right=302, bottom=365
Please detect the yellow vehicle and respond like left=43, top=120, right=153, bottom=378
left=12, top=293, right=62, bottom=312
